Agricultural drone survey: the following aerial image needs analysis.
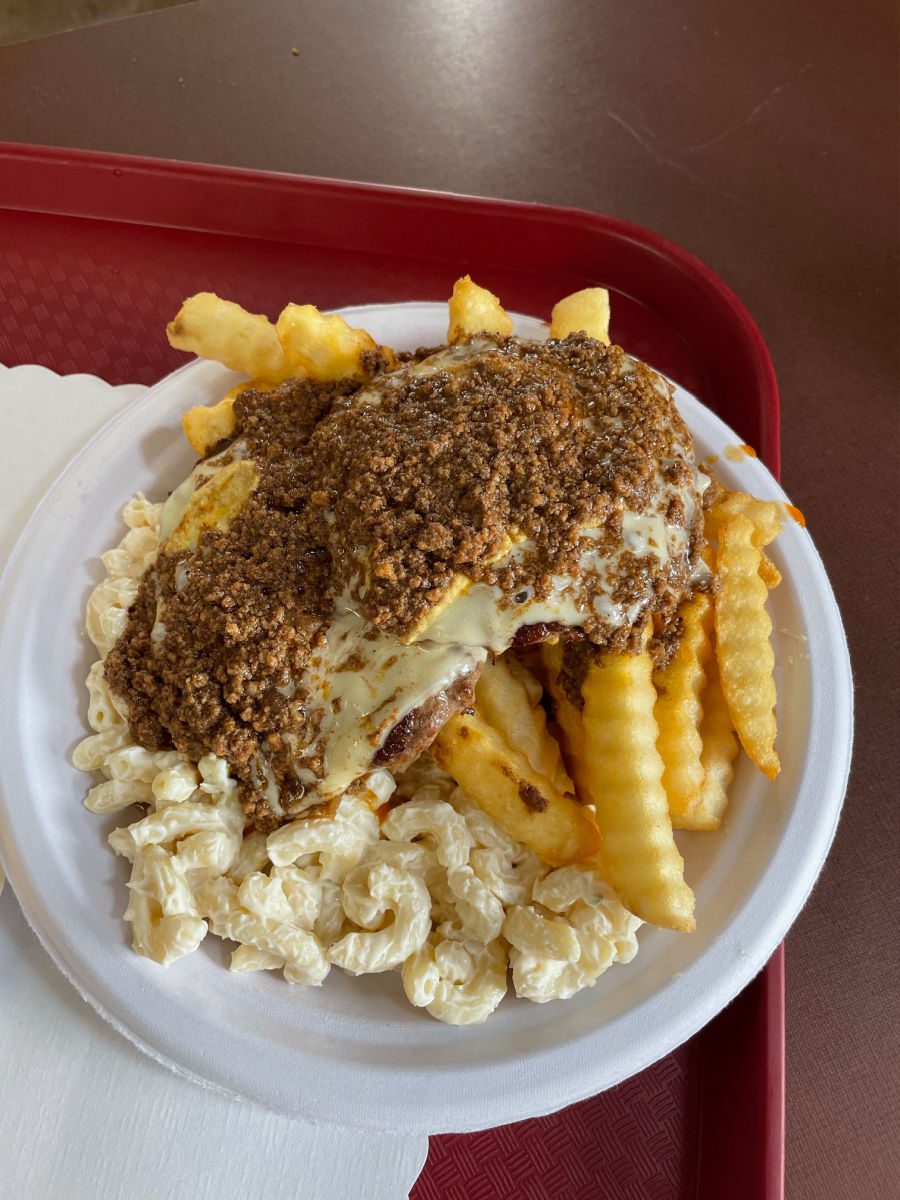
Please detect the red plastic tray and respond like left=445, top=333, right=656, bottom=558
left=0, top=143, right=784, bottom=1200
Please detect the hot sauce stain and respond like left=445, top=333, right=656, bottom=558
left=785, top=503, right=806, bottom=527
left=376, top=794, right=410, bottom=823
left=722, top=443, right=758, bottom=462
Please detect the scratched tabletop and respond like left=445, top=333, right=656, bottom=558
left=0, top=3, right=897, bottom=1197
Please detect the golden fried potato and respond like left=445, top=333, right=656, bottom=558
left=475, top=657, right=575, bottom=798
left=182, top=380, right=277, bottom=458
left=432, top=710, right=602, bottom=867
left=675, top=645, right=739, bottom=831
left=182, top=395, right=237, bottom=458
left=715, top=513, right=779, bottom=778
left=759, top=552, right=782, bottom=590
left=163, top=460, right=260, bottom=555
left=539, top=640, right=593, bottom=804
left=276, top=304, right=389, bottom=382
left=580, top=634, right=696, bottom=932
left=654, top=593, right=714, bottom=822
left=550, top=287, right=611, bottom=344
left=167, top=293, right=290, bottom=381
left=705, top=490, right=783, bottom=548
left=447, top=276, right=514, bottom=343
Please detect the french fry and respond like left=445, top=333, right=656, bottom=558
left=475, top=657, right=575, bottom=798
left=512, top=644, right=547, bottom=686
left=432, top=710, right=602, bottom=867
left=276, top=304, right=392, bottom=382
left=715, top=514, right=779, bottom=778
left=579, top=634, right=696, bottom=932
left=539, top=640, right=593, bottom=804
left=675, top=645, right=739, bottom=831
left=166, top=293, right=291, bottom=382
left=759, top=552, right=782, bottom=589
left=447, top=275, right=514, bottom=343
left=181, top=380, right=278, bottom=457
left=163, top=460, right=260, bottom=555
left=705, top=490, right=783, bottom=548
left=182, top=395, right=237, bottom=457
left=653, top=593, right=714, bottom=822
left=550, top=287, right=611, bottom=344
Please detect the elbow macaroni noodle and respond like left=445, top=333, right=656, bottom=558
left=74, top=498, right=641, bottom=1023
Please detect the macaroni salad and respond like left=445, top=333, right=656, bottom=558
left=75, top=498, right=641, bottom=1024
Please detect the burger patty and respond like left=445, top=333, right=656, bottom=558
left=105, top=333, right=704, bottom=830
left=375, top=669, right=481, bottom=771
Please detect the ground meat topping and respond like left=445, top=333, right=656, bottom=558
left=306, top=336, right=701, bottom=640
left=105, top=379, right=344, bottom=827
left=104, top=335, right=705, bottom=829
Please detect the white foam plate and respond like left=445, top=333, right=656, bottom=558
left=0, top=303, right=852, bottom=1134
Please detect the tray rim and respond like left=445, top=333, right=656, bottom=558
left=0, top=140, right=779, bottom=478
left=0, top=143, right=787, bottom=1197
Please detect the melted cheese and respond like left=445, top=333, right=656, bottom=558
left=409, top=508, right=690, bottom=652
left=303, top=593, right=486, bottom=797
left=158, top=442, right=248, bottom=542
left=149, top=342, right=706, bottom=809
left=353, top=340, right=496, bottom=409
left=153, top=444, right=253, bottom=648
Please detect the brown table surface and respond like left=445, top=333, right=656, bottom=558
left=1, top=1, right=897, bottom=1195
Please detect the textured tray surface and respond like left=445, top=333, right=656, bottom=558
left=0, top=146, right=785, bottom=1199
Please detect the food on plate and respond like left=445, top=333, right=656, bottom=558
left=275, top=303, right=398, bottom=381
left=162, top=459, right=260, bottom=555
left=714, top=511, right=780, bottom=778
left=549, top=287, right=611, bottom=343
left=447, top=275, right=514, bottom=342
left=167, top=292, right=292, bottom=382
left=653, top=592, right=714, bottom=823
left=75, top=277, right=787, bottom=1023
left=577, top=625, right=696, bottom=931
left=679, top=649, right=740, bottom=831
left=432, top=705, right=603, bottom=868
left=182, top=390, right=242, bottom=457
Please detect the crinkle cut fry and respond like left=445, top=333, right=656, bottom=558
left=675, top=639, right=740, bottom=831
left=447, top=276, right=514, bottom=342
left=539, top=640, right=593, bottom=805
left=549, top=287, right=611, bottom=344
left=653, top=592, right=714, bottom=822
left=705, top=490, right=784, bottom=548
left=579, top=634, right=696, bottom=932
left=275, top=303, right=396, bottom=382
left=714, top=513, right=780, bottom=779
left=539, top=640, right=612, bottom=885
left=171, top=291, right=398, bottom=455
left=181, top=378, right=275, bottom=458
left=167, top=292, right=292, bottom=382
